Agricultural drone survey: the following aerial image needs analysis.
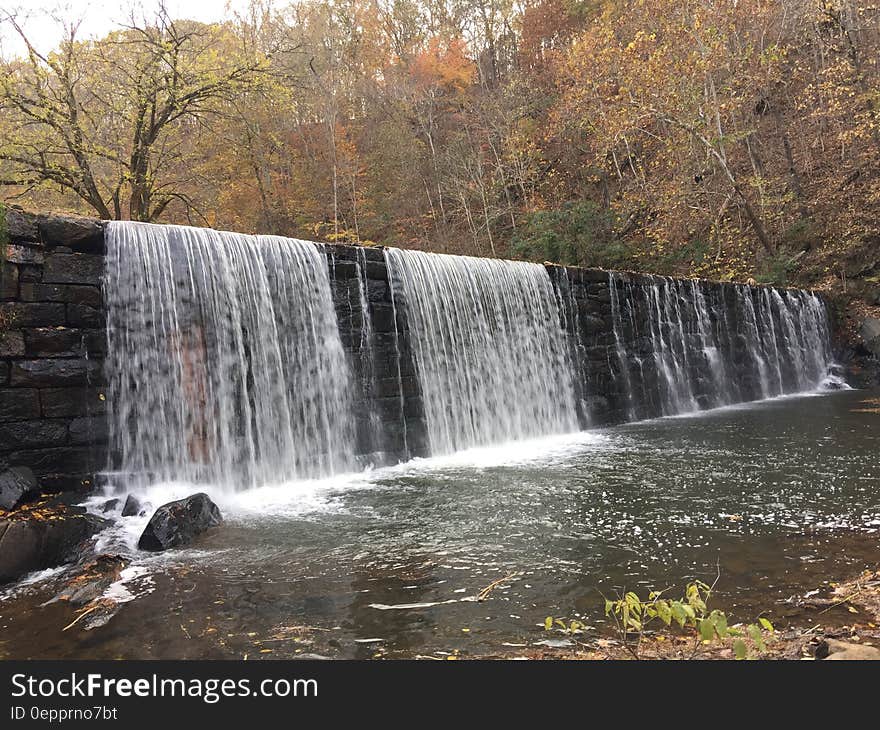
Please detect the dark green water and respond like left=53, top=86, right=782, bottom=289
left=2, top=389, right=878, bottom=659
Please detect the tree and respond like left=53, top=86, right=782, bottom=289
left=0, top=7, right=268, bottom=221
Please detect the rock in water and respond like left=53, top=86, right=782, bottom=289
left=101, top=498, right=120, bottom=513
left=121, top=494, right=142, bottom=517
left=0, top=507, right=106, bottom=582
left=0, top=467, right=38, bottom=511
left=137, top=493, right=222, bottom=552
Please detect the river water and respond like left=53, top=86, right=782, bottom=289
left=1, top=388, right=878, bottom=659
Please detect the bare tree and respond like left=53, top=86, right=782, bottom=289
left=0, top=5, right=267, bottom=220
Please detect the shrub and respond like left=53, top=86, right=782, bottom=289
left=602, top=581, right=773, bottom=659
left=510, top=201, right=630, bottom=268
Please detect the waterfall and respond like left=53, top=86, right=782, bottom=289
left=555, top=269, right=592, bottom=427
left=105, top=222, right=355, bottom=489
left=609, top=273, right=636, bottom=420
left=104, top=219, right=841, bottom=487
left=606, top=273, right=840, bottom=419
left=384, top=248, right=579, bottom=455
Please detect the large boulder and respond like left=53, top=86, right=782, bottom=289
left=0, top=466, right=38, bottom=511
left=861, top=317, right=880, bottom=358
left=0, top=506, right=105, bottom=582
left=137, top=493, right=222, bottom=552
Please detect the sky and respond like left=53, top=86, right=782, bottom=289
left=0, top=0, right=257, bottom=57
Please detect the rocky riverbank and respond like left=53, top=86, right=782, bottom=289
left=0, top=490, right=105, bottom=583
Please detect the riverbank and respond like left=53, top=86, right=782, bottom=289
left=482, top=565, right=880, bottom=660
left=4, top=537, right=879, bottom=661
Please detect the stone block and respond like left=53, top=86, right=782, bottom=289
left=0, top=302, right=66, bottom=327
left=366, top=279, right=389, bottom=303
left=374, top=395, right=423, bottom=421
left=66, top=303, right=104, bottom=327
left=4, top=244, right=44, bottom=265
left=41, top=472, right=101, bottom=493
left=0, top=389, right=40, bottom=422
left=38, top=215, right=104, bottom=253
left=19, top=283, right=102, bottom=307
left=364, top=260, right=388, bottom=281
left=0, top=330, right=25, bottom=357
left=330, top=260, right=358, bottom=280
left=68, top=416, right=109, bottom=444
left=580, top=268, right=612, bottom=283
left=369, top=304, right=398, bottom=332
left=373, top=376, right=420, bottom=399
left=83, top=330, right=106, bottom=357
left=17, top=265, right=42, bottom=283
left=7, top=446, right=96, bottom=478
left=4, top=208, right=40, bottom=241
left=10, top=359, right=101, bottom=388
left=41, top=387, right=106, bottom=418
left=42, top=253, right=103, bottom=286
left=23, top=327, right=84, bottom=357
left=0, top=419, right=69, bottom=449
left=1, top=265, right=18, bottom=299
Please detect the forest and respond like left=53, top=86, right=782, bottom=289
left=1, top=0, right=879, bottom=290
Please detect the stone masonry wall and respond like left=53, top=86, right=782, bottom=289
left=1, top=209, right=832, bottom=489
left=1, top=209, right=108, bottom=493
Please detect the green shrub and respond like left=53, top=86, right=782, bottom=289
left=755, top=249, right=797, bottom=285
left=602, top=581, right=773, bottom=659
left=661, top=237, right=709, bottom=265
left=544, top=579, right=774, bottom=660
left=782, top=217, right=819, bottom=252
left=510, top=201, right=630, bottom=268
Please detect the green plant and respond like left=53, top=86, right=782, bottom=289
left=781, top=217, right=819, bottom=253
left=754, top=249, right=800, bottom=285
left=600, top=580, right=773, bottom=659
left=543, top=617, right=589, bottom=635
left=655, top=237, right=710, bottom=272
left=510, top=201, right=631, bottom=269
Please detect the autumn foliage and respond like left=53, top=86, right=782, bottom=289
left=1, top=0, right=878, bottom=289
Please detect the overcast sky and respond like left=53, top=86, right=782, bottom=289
left=1, top=1, right=256, bottom=57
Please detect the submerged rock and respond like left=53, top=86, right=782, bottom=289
left=55, top=554, right=129, bottom=606
left=0, top=466, right=38, bottom=511
left=137, top=493, right=222, bottom=552
left=101, top=498, right=120, bottom=513
left=53, top=554, right=130, bottom=631
left=121, top=494, right=142, bottom=517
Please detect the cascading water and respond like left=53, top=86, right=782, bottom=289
left=104, top=222, right=355, bottom=489
left=384, top=248, right=579, bottom=455
left=105, top=219, right=842, bottom=490
left=555, top=269, right=592, bottom=427
left=607, top=272, right=840, bottom=418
